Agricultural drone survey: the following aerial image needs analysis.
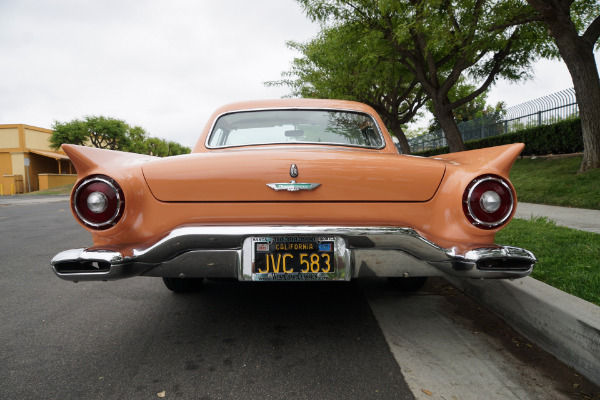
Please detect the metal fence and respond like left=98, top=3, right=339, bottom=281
left=408, top=88, right=579, bottom=152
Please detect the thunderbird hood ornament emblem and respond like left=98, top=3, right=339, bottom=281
left=267, top=164, right=320, bottom=191
left=267, top=181, right=320, bottom=192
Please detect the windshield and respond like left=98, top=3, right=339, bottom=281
left=207, top=109, right=384, bottom=148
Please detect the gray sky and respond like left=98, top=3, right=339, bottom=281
left=1, top=0, right=597, bottom=148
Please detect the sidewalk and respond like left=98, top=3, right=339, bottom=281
left=0, top=195, right=69, bottom=206
left=515, top=202, right=600, bottom=234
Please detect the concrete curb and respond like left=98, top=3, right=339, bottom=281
left=445, top=276, right=600, bottom=386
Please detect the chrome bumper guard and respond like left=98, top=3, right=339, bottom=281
left=51, top=226, right=536, bottom=282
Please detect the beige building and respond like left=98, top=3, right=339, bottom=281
left=0, top=124, right=76, bottom=195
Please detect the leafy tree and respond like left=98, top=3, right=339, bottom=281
left=51, top=116, right=190, bottom=156
left=49, top=119, right=89, bottom=149
left=51, top=116, right=130, bottom=151
left=125, top=125, right=150, bottom=154
left=524, top=0, right=600, bottom=172
left=84, top=116, right=130, bottom=150
left=144, top=137, right=169, bottom=157
left=268, top=23, right=426, bottom=153
left=166, top=141, right=191, bottom=156
left=296, top=0, right=543, bottom=152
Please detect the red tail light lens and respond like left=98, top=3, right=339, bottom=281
left=73, top=176, right=124, bottom=230
left=463, top=175, right=514, bottom=229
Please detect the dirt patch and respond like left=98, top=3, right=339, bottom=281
left=426, top=278, right=600, bottom=400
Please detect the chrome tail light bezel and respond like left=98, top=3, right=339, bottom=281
left=72, top=175, right=125, bottom=230
left=462, top=175, right=515, bottom=230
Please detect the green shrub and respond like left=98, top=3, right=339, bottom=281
left=412, top=118, right=583, bottom=156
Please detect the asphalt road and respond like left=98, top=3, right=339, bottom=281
left=0, top=201, right=412, bottom=400
left=1, top=199, right=596, bottom=400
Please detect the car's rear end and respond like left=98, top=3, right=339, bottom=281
left=51, top=99, right=536, bottom=288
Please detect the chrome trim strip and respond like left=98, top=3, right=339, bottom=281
left=52, top=248, right=123, bottom=265
left=204, top=107, right=386, bottom=150
left=464, top=246, right=535, bottom=262
left=51, top=226, right=536, bottom=282
left=266, top=181, right=321, bottom=192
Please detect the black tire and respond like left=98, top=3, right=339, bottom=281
left=387, top=276, right=428, bottom=292
left=162, top=277, right=204, bottom=293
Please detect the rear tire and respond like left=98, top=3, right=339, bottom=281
left=162, top=277, right=204, bottom=293
left=387, top=276, right=428, bottom=292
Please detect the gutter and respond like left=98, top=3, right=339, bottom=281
left=445, top=276, right=600, bottom=386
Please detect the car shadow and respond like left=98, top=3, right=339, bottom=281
left=39, top=279, right=415, bottom=399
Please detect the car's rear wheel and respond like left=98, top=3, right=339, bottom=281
left=162, top=277, right=204, bottom=292
left=387, top=276, right=428, bottom=292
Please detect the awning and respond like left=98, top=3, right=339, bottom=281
left=29, top=149, right=70, bottom=160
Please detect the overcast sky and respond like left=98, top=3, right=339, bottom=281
left=1, top=0, right=597, bottom=148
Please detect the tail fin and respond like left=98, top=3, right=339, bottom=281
left=429, top=143, right=524, bottom=177
left=62, top=144, right=157, bottom=177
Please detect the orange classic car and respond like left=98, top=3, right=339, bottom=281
left=51, top=99, right=536, bottom=292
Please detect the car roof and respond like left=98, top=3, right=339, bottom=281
left=211, top=98, right=378, bottom=115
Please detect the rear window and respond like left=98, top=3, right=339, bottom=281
left=207, top=109, right=384, bottom=149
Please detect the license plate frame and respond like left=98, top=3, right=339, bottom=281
left=249, top=236, right=340, bottom=281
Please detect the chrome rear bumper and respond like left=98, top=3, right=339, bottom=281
left=51, top=226, right=536, bottom=282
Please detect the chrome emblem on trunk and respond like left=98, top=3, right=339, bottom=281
left=267, top=164, right=319, bottom=192
left=266, top=181, right=321, bottom=192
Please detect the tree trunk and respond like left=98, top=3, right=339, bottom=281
left=432, top=101, right=466, bottom=153
left=389, top=124, right=411, bottom=154
left=525, top=0, right=600, bottom=172
left=556, top=40, right=600, bottom=172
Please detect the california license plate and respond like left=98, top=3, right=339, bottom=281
left=252, top=236, right=336, bottom=281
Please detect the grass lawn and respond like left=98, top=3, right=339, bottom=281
left=501, top=154, right=600, bottom=305
left=497, top=217, right=600, bottom=306
left=510, top=155, right=600, bottom=210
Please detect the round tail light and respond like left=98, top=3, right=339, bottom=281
left=462, top=175, right=514, bottom=229
left=73, top=175, right=124, bottom=230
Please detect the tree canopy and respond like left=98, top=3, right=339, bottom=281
left=50, top=116, right=191, bottom=157
left=50, top=116, right=130, bottom=151
left=292, top=0, right=546, bottom=152
left=267, top=23, right=426, bottom=153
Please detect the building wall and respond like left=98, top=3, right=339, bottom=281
left=0, top=152, right=13, bottom=175
left=10, top=152, right=25, bottom=180
left=38, top=174, right=77, bottom=191
left=0, top=128, right=20, bottom=149
left=27, top=153, right=71, bottom=192
left=0, top=124, right=74, bottom=194
left=0, top=152, right=15, bottom=195
left=0, top=175, right=23, bottom=195
left=25, top=127, right=54, bottom=151
left=28, top=153, right=53, bottom=192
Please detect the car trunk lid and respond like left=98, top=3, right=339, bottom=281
left=142, top=147, right=445, bottom=202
